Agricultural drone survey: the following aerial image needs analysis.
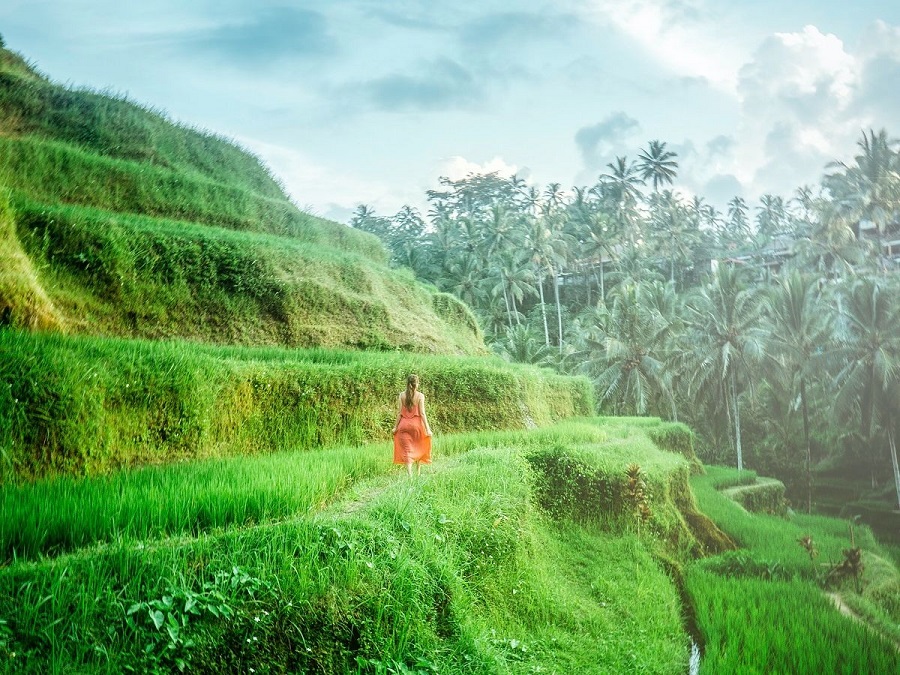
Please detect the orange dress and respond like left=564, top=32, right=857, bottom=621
left=393, top=402, right=432, bottom=464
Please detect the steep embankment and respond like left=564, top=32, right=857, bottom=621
left=0, top=45, right=482, bottom=354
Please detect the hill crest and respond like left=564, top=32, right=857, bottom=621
left=0, top=42, right=484, bottom=354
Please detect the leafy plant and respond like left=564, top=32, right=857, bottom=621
left=624, top=463, right=653, bottom=526
left=124, top=567, right=269, bottom=673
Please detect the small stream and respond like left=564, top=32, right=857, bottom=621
left=689, top=640, right=701, bottom=675
left=654, top=556, right=703, bottom=675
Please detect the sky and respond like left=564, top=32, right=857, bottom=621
left=2, top=1, right=900, bottom=224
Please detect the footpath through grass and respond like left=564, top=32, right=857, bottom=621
left=0, top=419, right=693, bottom=674
left=2, top=422, right=897, bottom=673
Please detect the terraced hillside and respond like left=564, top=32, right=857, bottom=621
left=2, top=419, right=897, bottom=674
left=0, top=45, right=482, bottom=354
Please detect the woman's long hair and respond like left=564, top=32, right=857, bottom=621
left=405, top=374, right=419, bottom=410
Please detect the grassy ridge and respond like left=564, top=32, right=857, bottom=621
left=0, top=329, right=593, bottom=482
left=0, top=139, right=380, bottom=251
left=1, top=426, right=577, bottom=562
left=0, top=44, right=485, bottom=355
left=0, top=421, right=693, bottom=674
left=7, top=198, right=479, bottom=351
left=0, top=421, right=692, bottom=563
left=0, top=61, right=285, bottom=199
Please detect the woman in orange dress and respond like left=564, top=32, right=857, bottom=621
left=392, top=374, right=432, bottom=476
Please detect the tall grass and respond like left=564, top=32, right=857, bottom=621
left=686, top=570, right=898, bottom=673
left=0, top=422, right=617, bottom=562
left=0, top=329, right=593, bottom=482
left=688, top=465, right=900, bottom=669
left=0, top=432, right=692, bottom=674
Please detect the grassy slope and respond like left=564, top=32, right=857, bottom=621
left=0, top=328, right=593, bottom=482
left=0, top=47, right=482, bottom=354
left=2, top=420, right=896, bottom=673
left=0, top=420, right=699, bottom=674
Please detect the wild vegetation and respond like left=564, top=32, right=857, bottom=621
left=353, top=131, right=900, bottom=535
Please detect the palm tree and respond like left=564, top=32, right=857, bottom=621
left=723, top=196, right=751, bottom=252
left=638, top=140, right=679, bottom=192
left=527, top=216, right=563, bottom=345
left=828, top=277, right=900, bottom=500
left=885, top=377, right=900, bottom=510
left=493, top=324, right=554, bottom=367
left=581, top=280, right=678, bottom=417
left=681, top=265, right=766, bottom=471
left=649, top=190, right=694, bottom=285
left=793, top=197, right=865, bottom=279
left=755, top=194, right=787, bottom=242
left=825, top=129, right=900, bottom=273
left=443, top=253, right=484, bottom=308
left=765, top=272, right=832, bottom=512
left=543, top=182, right=565, bottom=214
left=597, top=156, right=645, bottom=246
left=484, top=248, right=536, bottom=329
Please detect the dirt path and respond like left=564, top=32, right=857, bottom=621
left=826, top=592, right=900, bottom=653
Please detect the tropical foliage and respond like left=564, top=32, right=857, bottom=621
left=353, top=131, right=900, bottom=522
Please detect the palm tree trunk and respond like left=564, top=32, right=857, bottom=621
left=889, top=426, right=900, bottom=511
left=553, top=267, right=563, bottom=353
left=538, top=278, right=550, bottom=346
left=731, top=368, right=743, bottom=472
left=670, top=234, right=675, bottom=284
left=800, top=378, right=812, bottom=514
left=510, top=290, right=521, bottom=325
left=585, top=264, right=591, bottom=307
left=600, top=260, right=605, bottom=303
left=502, top=285, right=513, bottom=329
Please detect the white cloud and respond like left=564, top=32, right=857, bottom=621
left=676, top=21, right=900, bottom=206
left=436, top=155, right=522, bottom=181
left=734, top=25, right=863, bottom=196
left=578, top=0, right=748, bottom=91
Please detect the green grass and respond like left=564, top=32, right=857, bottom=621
left=0, top=423, right=597, bottom=563
left=687, top=465, right=900, bottom=670
left=686, top=569, right=898, bottom=674
left=0, top=56, right=287, bottom=201
left=1, top=420, right=686, bottom=563
left=692, top=466, right=886, bottom=574
left=3, top=420, right=894, bottom=672
left=8, top=197, right=481, bottom=351
left=0, top=44, right=493, bottom=358
left=0, top=138, right=378, bottom=250
left=0, top=426, right=693, bottom=674
left=0, top=329, right=593, bottom=482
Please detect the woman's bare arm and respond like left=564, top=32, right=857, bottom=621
left=392, top=394, right=402, bottom=434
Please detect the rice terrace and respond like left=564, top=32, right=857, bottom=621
left=1, top=4, right=900, bottom=674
